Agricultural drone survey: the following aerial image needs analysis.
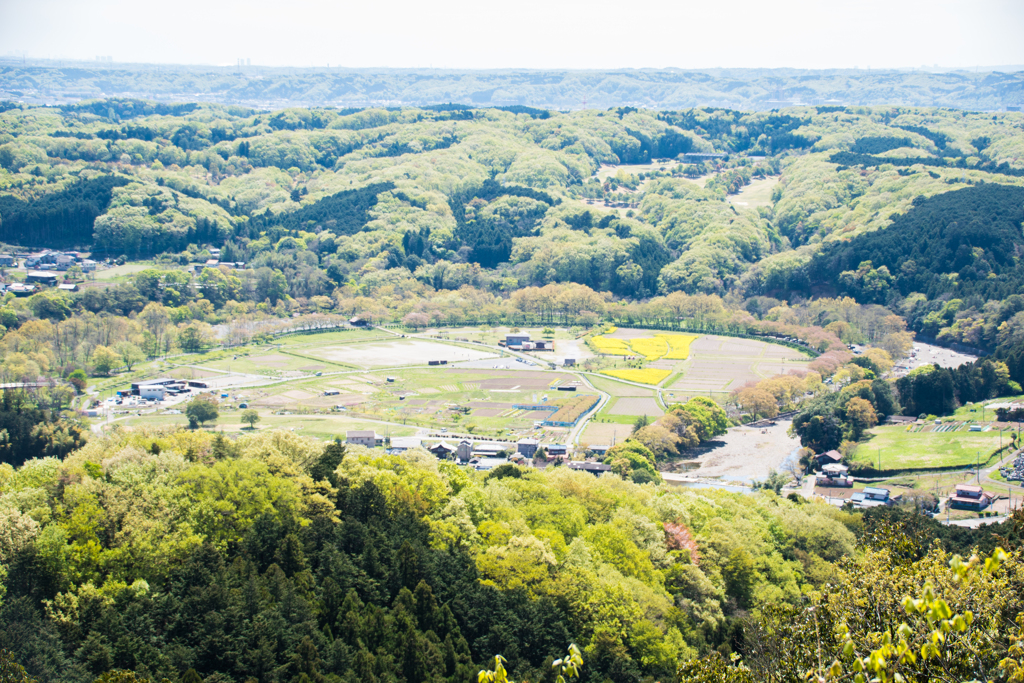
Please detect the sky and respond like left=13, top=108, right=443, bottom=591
left=2, top=0, right=1024, bottom=70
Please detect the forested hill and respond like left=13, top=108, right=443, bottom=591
left=3, top=63, right=1024, bottom=110
left=808, top=183, right=1024, bottom=302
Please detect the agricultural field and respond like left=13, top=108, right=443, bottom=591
left=667, top=335, right=810, bottom=395
left=110, top=410, right=418, bottom=441
left=606, top=397, right=664, bottom=417
left=585, top=329, right=803, bottom=393
left=304, top=338, right=499, bottom=368
left=93, top=262, right=167, bottom=280
left=216, top=365, right=598, bottom=441
left=600, top=368, right=672, bottom=385
left=587, top=375, right=658, bottom=397
left=853, top=424, right=1010, bottom=472
left=578, top=420, right=634, bottom=448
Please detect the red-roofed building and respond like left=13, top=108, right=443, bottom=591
left=948, top=484, right=993, bottom=511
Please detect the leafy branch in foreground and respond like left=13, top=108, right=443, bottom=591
left=479, top=644, right=583, bottom=683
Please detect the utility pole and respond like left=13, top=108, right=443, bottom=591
left=977, top=451, right=981, bottom=484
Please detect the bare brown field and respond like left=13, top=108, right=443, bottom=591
left=308, top=339, right=497, bottom=367
left=607, top=397, right=664, bottom=416
left=579, top=422, right=632, bottom=447
left=669, top=334, right=810, bottom=393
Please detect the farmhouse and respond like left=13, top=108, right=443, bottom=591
left=815, top=463, right=853, bottom=487
left=388, top=436, right=422, bottom=453
left=428, top=441, right=456, bottom=458
left=814, top=450, right=843, bottom=469
left=6, top=283, right=36, bottom=296
left=349, top=317, right=368, bottom=327
left=472, top=442, right=508, bottom=458
left=58, top=283, right=79, bottom=292
left=948, top=484, right=993, bottom=511
left=516, top=438, right=539, bottom=457
left=545, top=444, right=568, bottom=458
left=469, top=457, right=508, bottom=471
left=457, top=440, right=473, bottom=460
left=505, top=333, right=530, bottom=349
left=26, top=271, right=59, bottom=286
left=568, top=461, right=612, bottom=475
left=0, top=254, right=15, bottom=267
left=346, top=430, right=383, bottom=448
left=850, top=487, right=896, bottom=509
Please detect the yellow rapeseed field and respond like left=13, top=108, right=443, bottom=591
left=657, top=334, right=700, bottom=360
left=629, top=337, right=669, bottom=361
left=600, top=368, right=672, bottom=385
left=588, top=335, right=631, bottom=355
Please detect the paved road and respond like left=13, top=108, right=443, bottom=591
left=941, top=516, right=1008, bottom=528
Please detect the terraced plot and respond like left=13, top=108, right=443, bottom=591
left=667, top=335, right=810, bottom=394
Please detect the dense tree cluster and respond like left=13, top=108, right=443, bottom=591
left=0, top=427, right=868, bottom=682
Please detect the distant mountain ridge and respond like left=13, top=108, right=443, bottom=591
left=2, top=62, right=1023, bottom=110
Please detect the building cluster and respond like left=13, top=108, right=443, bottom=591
left=22, top=250, right=98, bottom=272
left=0, top=250, right=99, bottom=296
left=500, top=332, right=554, bottom=352
left=126, top=377, right=206, bottom=400
left=344, top=431, right=610, bottom=474
left=813, top=448, right=998, bottom=512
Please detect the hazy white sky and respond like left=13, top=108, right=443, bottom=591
left=2, top=0, right=1023, bottom=70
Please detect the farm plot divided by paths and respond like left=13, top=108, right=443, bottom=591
left=304, top=338, right=498, bottom=368
left=667, top=335, right=809, bottom=394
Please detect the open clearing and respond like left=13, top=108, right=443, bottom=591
left=728, top=176, right=778, bottom=209
left=853, top=425, right=1009, bottom=471
left=307, top=339, right=498, bottom=368
left=93, top=262, right=166, bottom=280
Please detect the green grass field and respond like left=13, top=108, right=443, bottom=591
left=108, top=411, right=418, bottom=441
left=854, top=425, right=1008, bottom=471
left=93, top=262, right=167, bottom=280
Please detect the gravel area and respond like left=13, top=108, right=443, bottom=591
left=681, top=420, right=802, bottom=484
